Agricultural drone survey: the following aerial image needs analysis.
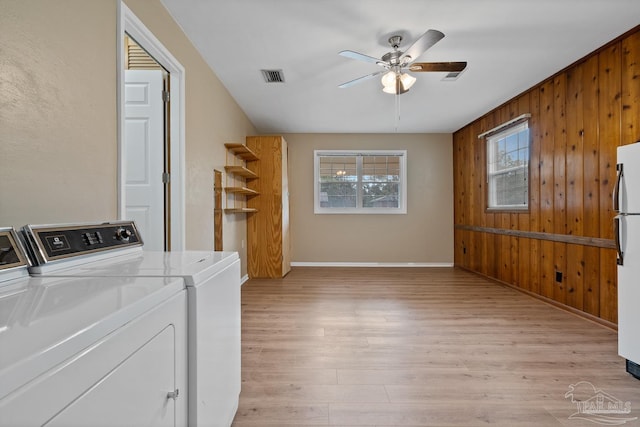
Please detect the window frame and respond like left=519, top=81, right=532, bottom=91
left=484, top=120, right=531, bottom=212
left=314, top=150, right=407, bottom=215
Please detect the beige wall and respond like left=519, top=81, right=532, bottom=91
left=0, top=0, right=256, bottom=276
left=285, top=133, right=454, bottom=264
left=0, top=0, right=118, bottom=225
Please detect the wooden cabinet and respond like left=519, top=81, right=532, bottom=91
left=245, top=136, right=291, bottom=278
left=224, top=143, right=259, bottom=213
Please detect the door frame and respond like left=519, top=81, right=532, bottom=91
left=117, top=2, right=186, bottom=250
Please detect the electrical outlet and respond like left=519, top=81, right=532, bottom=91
left=241, top=239, right=245, bottom=249
left=555, top=271, right=563, bottom=283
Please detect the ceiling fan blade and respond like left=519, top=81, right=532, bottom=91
left=409, top=61, right=467, bottom=72
left=400, top=29, right=445, bottom=63
left=339, top=50, right=384, bottom=65
left=338, top=70, right=385, bottom=88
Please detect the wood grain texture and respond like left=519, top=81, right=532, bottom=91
left=214, top=169, right=223, bottom=251
left=246, top=136, right=291, bottom=278
left=453, top=27, right=640, bottom=324
left=232, top=267, right=640, bottom=426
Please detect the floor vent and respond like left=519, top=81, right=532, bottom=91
left=261, top=69, right=285, bottom=83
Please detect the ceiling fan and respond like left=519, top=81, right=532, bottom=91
left=338, top=29, right=467, bottom=94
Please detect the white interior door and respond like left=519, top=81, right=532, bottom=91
left=124, top=69, right=165, bottom=251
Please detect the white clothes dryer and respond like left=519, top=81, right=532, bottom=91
left=22, top=221, right=241, bottom=427
left=0, top=227, right=187, bottom=427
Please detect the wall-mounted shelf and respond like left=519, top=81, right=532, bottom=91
left=224, top=187, right=259, bottom=197
left=224, top=143, right=259, bottom=214
left=224, top=143, right=259, bottom=161
left=224, top=165, right=258, bottom=179
left=224, top=207, right=258, bottom=214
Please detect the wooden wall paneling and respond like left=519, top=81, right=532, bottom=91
left=528, top=88, right=542, bottom=294
left=453, top=131, right=466, bottom=267
left=539, top=82, right=556, bottom=298
left=478, top=117, right=495, bottom=277
left=484, top=112, right=500, bottom=275
left=507, top=99, right=520, bottom=287
left=461, top=127, right=472, bottom=270
left=473, top=121, right=485, bottom=273
left=504, top=101, right=520, bottom=287
left=597, top=43, right=622, bottom=321
left=453, top=133, right=464, bottom=226
left=599, top=43, right=622, bottom=241
left=492, top=107, right=511, bottom=285
left=565, top=65, right=585, bottom=309
left=454, top=228, right=463, bottom=266
left=453, top=133, right=462, bottom=265
left=581, top=55, right=600, bottom=314
left=516, top=94, right=531, bottom=290
left=552, top=75, right=568, bottom=304
left=452, top=28, right=640, bottom=324
left=621, top=32, right=640, bottom=145
left=468, top=124, right=480, bottom=272
left=497, top=212, right=511, bottom=284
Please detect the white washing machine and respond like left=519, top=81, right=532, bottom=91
left=22, top=221, right=241, bottom=427
left=0, top=227, right=187, bottom=427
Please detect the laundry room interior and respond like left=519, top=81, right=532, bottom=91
left=2, top=1, right=640, bottom=425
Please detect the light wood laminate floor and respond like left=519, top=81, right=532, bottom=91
left=232, top=267, right=640, bottom=426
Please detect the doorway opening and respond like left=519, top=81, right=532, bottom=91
left=118, top=2, right=185, bottom=250
left=123, top=35, right=170, bottom=251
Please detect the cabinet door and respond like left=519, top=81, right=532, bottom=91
left=246, top=135, right=290, bottom=278
left=45, top=326, right=176, bottom=427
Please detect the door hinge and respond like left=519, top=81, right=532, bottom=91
left=162, top=172, right=171, bottom=183
left=162, top=90, right=170, bottom=103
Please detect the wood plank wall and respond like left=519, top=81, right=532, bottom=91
left=453, top=27, right=640, bottom=325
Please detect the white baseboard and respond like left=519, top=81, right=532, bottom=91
left=290, top=262, right=454, bottom=268
left=240, top=274, right=249, bottom=285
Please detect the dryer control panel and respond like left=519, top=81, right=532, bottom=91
left=22, top=221, right=143, bottom=265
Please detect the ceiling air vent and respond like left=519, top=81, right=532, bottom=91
left=261, top=69, right=285, bottom=83
left=442, top=71, right=463, bottom=81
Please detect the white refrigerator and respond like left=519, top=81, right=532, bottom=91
left=614, top=142, right=640, bottom=379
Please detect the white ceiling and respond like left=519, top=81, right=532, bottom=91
left=159, top=0, right=640, bottom=134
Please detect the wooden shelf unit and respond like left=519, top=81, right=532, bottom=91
left=224, top=143, right=259, bottom=214
left=246, top=135, right=291, bottom=278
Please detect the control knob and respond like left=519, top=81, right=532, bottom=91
left=115, top=228, right=133, bottom=242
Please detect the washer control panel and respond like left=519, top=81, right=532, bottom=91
left=0, top=228, right=29, bottom=272
left=22, top=221, right=143, bottom=265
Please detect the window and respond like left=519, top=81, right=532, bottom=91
left=485, top=120, right=530, bottom=210
left=314, top=150, right=407, bottom=214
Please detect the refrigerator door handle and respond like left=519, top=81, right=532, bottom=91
left=615, top=215, right=624, bottom=266
left=613, top=163, right=623, bottom=212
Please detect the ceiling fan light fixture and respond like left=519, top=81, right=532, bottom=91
left=400, top=73, right=416, bottom=89
left=381, top=71, right=397, bottom=88
left=381, top=71, right=416, bottom=94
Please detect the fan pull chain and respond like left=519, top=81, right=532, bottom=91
left=394, top=92, right=400, bottom=132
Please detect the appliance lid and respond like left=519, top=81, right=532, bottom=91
left=0, top=274, right=184, bottom=400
